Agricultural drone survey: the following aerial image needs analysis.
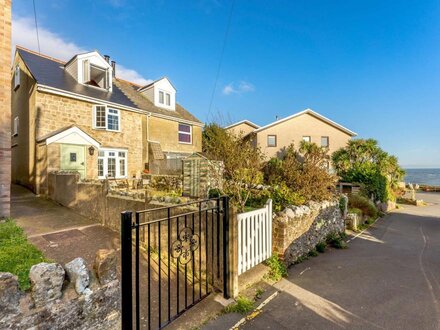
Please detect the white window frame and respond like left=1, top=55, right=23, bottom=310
left=303, top=136, right=311, bottom=143
left=178, top=123, right=192, bottom=144
left=14, top=65, right=20, bottom=90
left=92, top=105, right=121, bottom=132
left=13, top=117, right=19, bottom=136
left=267, top=135, right=276, bottom=147
left=97, top=148, right=128, bottom=179
left=107, top=108, right=120, bottom=132
left=159, top=90, right=165, bottom=104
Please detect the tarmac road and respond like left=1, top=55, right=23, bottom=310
left=241, top=192, right=440, bottom=330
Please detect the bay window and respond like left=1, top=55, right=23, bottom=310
left=97, top=149, right=127, bottom=178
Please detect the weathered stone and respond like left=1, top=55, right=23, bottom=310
left=29, top=263, right=65, bottom=307
left=0, top=272, right=20, bottom=314
left=94, top=249, right=117, bottom=285
left=65, top=257, right=90, bottom=294
left=272, top=199, right=345, bottom=265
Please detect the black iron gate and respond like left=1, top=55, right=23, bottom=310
left=120, top=196, right=230, bottom=330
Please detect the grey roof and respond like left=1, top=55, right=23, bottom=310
left=17, top=47, right=202, bottom=124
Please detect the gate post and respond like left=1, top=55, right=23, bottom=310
left=121, top=211, right=133, bottom=330
left=222, top=196, right=230, bottom=299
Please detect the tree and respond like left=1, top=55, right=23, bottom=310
left=203, top=123, right=264, bottom=212
left=332, top=139, right=405, bottom=202
left=282, top=141, right=337, bottom=201
left=265, top=141, right=337, bottom=202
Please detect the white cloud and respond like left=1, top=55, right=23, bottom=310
left=12, top=16, right=152, bottom=86
left=222, top=81, right=255, bottom=95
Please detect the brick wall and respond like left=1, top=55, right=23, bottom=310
left=0, top=1, right=11, bottom=218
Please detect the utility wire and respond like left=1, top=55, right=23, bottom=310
left=206, top=0, right=236, bottom=122
left=33, top=0, right=41, bottom=53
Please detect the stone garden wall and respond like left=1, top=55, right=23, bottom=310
left=47, top=172, right=179, bottom=233
left=0, top=249, right=120, bottom=330
left=272, top=199, right=346, bottom=266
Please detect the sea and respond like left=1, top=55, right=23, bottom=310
left=404, top=168, right=440, bottom=187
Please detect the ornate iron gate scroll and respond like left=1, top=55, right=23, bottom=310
left=121, top=196, right=230, bottom=330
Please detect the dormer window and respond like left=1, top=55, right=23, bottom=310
left=65, top=51, right=113, bottom=92
left=138, top=77, right=176, bottom=111
left=158, top=90, right=171, bottom=106
left=83, top=60, right=110, bottom=90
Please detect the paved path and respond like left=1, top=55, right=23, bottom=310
left=235, top=192, right=440, bottom=330
left=11, top=184, right=120, bottom=269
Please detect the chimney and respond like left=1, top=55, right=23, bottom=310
left=111, top=61, right=116, bottom=77
left=104, top=55, right=110, bottom=63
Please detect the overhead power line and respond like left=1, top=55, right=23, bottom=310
left=206, top=0, right=236, bottom=122
left=33, top=0, right=41, bottom=53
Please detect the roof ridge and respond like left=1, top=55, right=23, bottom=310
left=17, top=46, right=145, bottom=88
left=16, top=45, right=66, bottom=64
left=116, top=77, right=142, bottom=88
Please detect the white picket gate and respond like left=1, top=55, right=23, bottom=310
left=237, top=199, right=273, bottom=275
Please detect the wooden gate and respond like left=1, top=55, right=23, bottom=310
left=237, top=199, right=273, bottom=275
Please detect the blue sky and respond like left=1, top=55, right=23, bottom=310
left=12, top=0, right=440, bottom=167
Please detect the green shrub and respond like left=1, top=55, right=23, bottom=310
left=224, top=296, right=254, bottom=314
left=348, top=194, right=378, bottom=219
left=270, top=183, right=305, bottom=212
left=348, top=207, right=362, bottom=216
left=308, top=249, right=318, bottom=257
left=316, top=241, right=327, bottom=253
left=264, top=254, right=287, bottom=281
left=0, top=219, right=49, bottom=290
left=245, top=188, right=271, bottom=209
left=208, top=188, right=221, bottom=198
left=255, top=288, right=264, bottom=300
left=339, top=196, right=347, bottom=214
left=326, top=232, right=347, bottom=249
left=294, top=254, right=309, bottom=264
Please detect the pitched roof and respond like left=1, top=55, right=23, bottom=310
left=115, top=79, right=201, bottom=123
left=253, top=109, right=357, bottom=136
left=16, top=47, right=202, bottom=124
left=224, top=120, right=260, bottom=130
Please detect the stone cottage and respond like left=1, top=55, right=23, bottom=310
left=11, top=47, right=203, bottom=195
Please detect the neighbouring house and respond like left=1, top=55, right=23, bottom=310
left=224, top=120, right=259, bottom=137
left=11, top=46, right=203, bottom=195
left=225, top=108, right=357, bottom=160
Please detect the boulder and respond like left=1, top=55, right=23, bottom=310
left=0, top=272, right=20, bottom=314
left=65, top=257, right=90, bottom=294
left=29, top=263, right=65, bottom=307
left=94, top=249, right=117, bottom=285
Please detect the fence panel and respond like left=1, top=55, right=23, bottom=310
left=237, top=199, right=272, bottom=275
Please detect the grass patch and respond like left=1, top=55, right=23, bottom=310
left=224, top=296, right=254, bottom=314
left=264, top=254, right=287, bottom=281
left=326, top=232, right=347, bottom=249
left=0, top=219, right=49, bottom=290
left=316, top=241, right=327, bottom=253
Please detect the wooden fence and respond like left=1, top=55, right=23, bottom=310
left=237, top=199, right=273, bottom=275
